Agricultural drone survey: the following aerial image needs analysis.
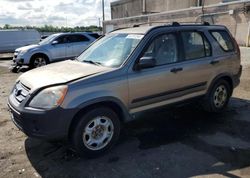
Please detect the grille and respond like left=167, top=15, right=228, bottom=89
left=13, top=82, right=30, bottom=103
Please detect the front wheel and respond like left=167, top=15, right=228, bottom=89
left=70, top=107, right=121, bottom=158
left=10, top=65, right=20, bottom=73
left=30, top=55, right=48, bottom=68
left=203, top=79, right=232, bottom=112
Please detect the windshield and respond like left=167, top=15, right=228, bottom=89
left=39, top=34, right=58, bottom=45
left=77, top=33, right=143, bottom=68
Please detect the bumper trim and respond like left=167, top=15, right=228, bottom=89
left=7, top=103, right=20, bottom=115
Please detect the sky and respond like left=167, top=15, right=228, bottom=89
left=0, top=0, right=116, bottom=27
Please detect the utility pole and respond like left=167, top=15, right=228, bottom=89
left=98, top=18, right=101, bottom=27
left=66, top=16, right=68, bottom=27
left=102, top=0, right=105, bottom=22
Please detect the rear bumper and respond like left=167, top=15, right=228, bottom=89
left=232, top=65, right=242, bottom=88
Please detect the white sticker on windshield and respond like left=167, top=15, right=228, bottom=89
left=126, top=34, right=143, bottom=40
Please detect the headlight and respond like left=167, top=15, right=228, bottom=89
left=29, top=85, right=68, bottom=109
left=19, top=49, right=29, bottom=55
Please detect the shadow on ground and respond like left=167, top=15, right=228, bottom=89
left=25, top=97, right=250, bottom=178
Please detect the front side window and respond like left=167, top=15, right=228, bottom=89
left=56, top=35, right=68, bottom=44
left=181, top=31, right=211, bottom=60
left=77, top=33, right=143, bottom=68
left=142, top=33, right=178, bottom=66
left=210, top=30, right=234, bottom=52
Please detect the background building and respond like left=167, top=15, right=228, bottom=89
left=104, top=0, right=250, bottom=46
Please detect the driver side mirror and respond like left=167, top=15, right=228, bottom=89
left=51, top=40, right=59, bottom=45
left=136, top=56, right=156, bottom=70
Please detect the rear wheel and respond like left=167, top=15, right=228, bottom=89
left=203, top=79, right=232, bottom=112
left=30, top=55, right=49, bottom=68
left=70, top=107, right=121, bottom=158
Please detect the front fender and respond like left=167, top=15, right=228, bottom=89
left=28, top=49, right=51, bottom=61
left=78, top=96, right=130, bottom=121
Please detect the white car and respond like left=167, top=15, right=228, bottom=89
left=12, top=32, right=99, bottom=69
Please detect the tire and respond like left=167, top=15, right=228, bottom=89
left=30, top=55, right=49, bottom=68
left=70, top=107, right=121, bottom=158
left=10, top=66, right=19, bottom=73
left=202, top=79, right=232, bottom=113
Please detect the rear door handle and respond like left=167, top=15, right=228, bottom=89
left=210, top=60, right=220, bottom=65
left=170, top=67, right=183, bottom=73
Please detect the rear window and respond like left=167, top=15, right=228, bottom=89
left=210, top=30, right=234, bottom=52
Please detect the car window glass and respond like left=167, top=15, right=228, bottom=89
left=56, top=35, right=68, bottom=44
left=78, top=34, right=143, bottom=68
left=78, top=35, right=90, bottom=42
left=142, top=33, right=178, bottom=66
left=181, top=31, right=211, bottom=60
left=39, top=34, right=58, bottom=45
left=211, top=31, right=234, bottom=52
left=68, top=35, right=90, bottom=43
left=89, top=33, right=100, bottom=39
left=67, top=35, right=77, bottom=43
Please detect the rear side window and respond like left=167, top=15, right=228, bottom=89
left=181, top=31, right=211, bottom=60
left=78, top=35, right=90, bottom=42
left=89, top=33, right=100, bottom=39
left=210, top=30, right=234, bottom=52
left=68, top=35, right=90, bottom=43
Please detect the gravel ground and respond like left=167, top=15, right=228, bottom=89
left=0, top=49, right=250, bottom=178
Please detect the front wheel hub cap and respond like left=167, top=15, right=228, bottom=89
left=83, top=116, right=114, bottom=151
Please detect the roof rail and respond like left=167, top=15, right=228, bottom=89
left=172, top=22, right=180, bottom=26
left=109, top=21, right=211, bottom=33
left=203, top=21, right=210, bottom=26
left=132, top=21, right=210, bottom=28
left=133, top=21, right=170, bottom=27
left=133, top=24, right=140, bottom=27
left=172, top=21, right=210, bottom=26
left=109, top=27, right=131, bottom=33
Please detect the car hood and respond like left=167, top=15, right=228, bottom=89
left=16, top=44, right=39, bottom=52
left=18, top=60, right=111, bottom=93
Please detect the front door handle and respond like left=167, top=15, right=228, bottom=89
left=210, top=60, right=220, bottom=65
left=170, top=67, right=183, bottom=73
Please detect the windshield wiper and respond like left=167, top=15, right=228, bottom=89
left=83, top=60, right=102, bottom=66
